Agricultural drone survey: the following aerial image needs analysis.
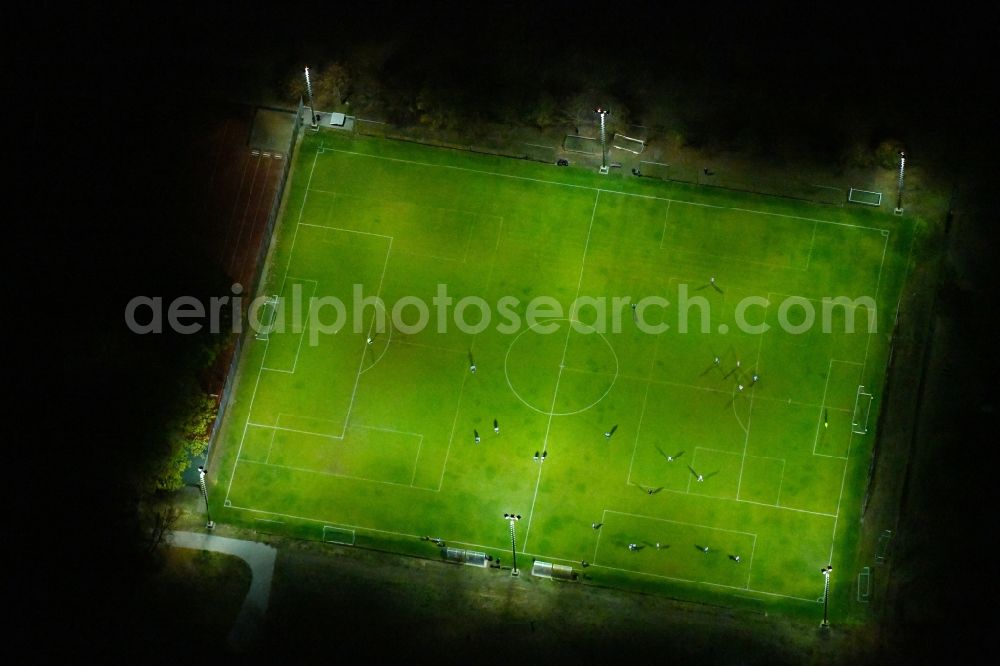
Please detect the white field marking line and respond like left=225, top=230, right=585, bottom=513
left=696, top=446, right=744, bottom=457
left=745, top=496, right=835, bottom=517
left=339, top=236, right=393, bottom=438
left=226, top=501, right=816, bottom=603
left=231, top=503, right=589, bottom=565
left=322, top=145, right=889, bottom=233
left=518, top=335, right=620, bottom=417
left=226, top=322, right=272, bottom=502
left=728, top=206, right=888, bottom=233
left=274, top=149, right=322, bottom=327
left=750, top=453, right=790, bottom=461
left=229, top=505, right=429, bottom=541
left=395, top=249, right=467, bottom=263
left=434, top=214, right=504, bottom=491
left=812, top=359, right=835, bottom=457
left=264, top=414, right=280, bottom=464
left=523, top=190, right=600, bottom=551
left=684, top=446, right=705, bottom=494
left=659, top=209, right=817, bottom=271
left=764, top=289, right=880, bottom=320
left=342, top=423, right=425, bottom=487
left=239, top=459, right=423, bottom=491
left=775, top=458, right=787, bottom=506
left=604, top=510, right=758, bottom=537
left=258, top=148, right=862, bottom=521
left=736, top=299, right=769, bottom=499
left=285, top=289, right=313, bottom=374
left=503, top=324, right=621, bottom=417
left=248, top=422, right=344, bottom=440
left=309, top=186, right=502, bottom=261
left=647, top=479, right=836, bottom=517
left=804, top=221, right=819, bottom=270
left=658, top=199, right=672, bottom=249
left=592, top=508, right=609, bottom=564
left=741, top=454, right=788, bottom=507
left=245, top=420, right=423, bottom=443
left=297, top=221, right=393, bottom=240
left=352, top=423, right=424, bottom=438
left=625, top=375, right=654, bottom=486
left=225, top=146, right=323, bottom=503
left=744, top=533, right=759, bottom=590
left=459, top=212, right=477, bottom=263
left=306, top=186, right=504, bottom=223
left=828, top=230, right=891, bottom=562
left=588, top=563, right=820, bottom=604
left=731, top=383, right=750, bottom=435
left=359, top=301, right=393, bottom=375
left=256, top=418, right=425, bottom=487
left=410, top=434, right=424, bottom=486
left=261, top=279, right=318, bottom=374
left=392, top=338, right=466, bottom=356
left=437, top=369, right=470, bottom=491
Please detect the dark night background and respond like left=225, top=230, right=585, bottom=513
left=16, top=1, right=998, bottom=661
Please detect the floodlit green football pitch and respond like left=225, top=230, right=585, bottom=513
left=211, top=131, right=911, bottom=618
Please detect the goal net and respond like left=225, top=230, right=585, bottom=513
left=848, top=188, right=882, bottom=206
left=254, top=295, right=280, bottom=340
left=852, top=385, right=875, bottom=434
left=322, top=525, right=356, bottom=546
left=612, top=134, right=645, bottom=154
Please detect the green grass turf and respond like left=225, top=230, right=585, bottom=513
left=210, top=131, right=913, bottom=619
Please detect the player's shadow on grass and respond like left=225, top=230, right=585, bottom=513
left=654, top=445, right=684, bottom=462
left=688, top=467, right=718, bottom=482
left=700, top=363, right=723, bottom=377
left=693, top=280, right=724, bottom=294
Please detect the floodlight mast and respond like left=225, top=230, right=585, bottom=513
left=595, top=107, right=610, bottom=173
left=198, top=466, right=215, bottom=530
left=895, top=151, right=906, bottom=214
left=504, top=513, right=521, bottom=576
left=820, top=565, right=833, bottom=627
left=304, top=67, right=318, bottom=128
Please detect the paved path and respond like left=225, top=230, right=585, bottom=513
left=168, top=531, right=276, bottom=650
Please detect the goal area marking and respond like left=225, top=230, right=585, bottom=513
left=857, top=566, right=871, bottom=602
